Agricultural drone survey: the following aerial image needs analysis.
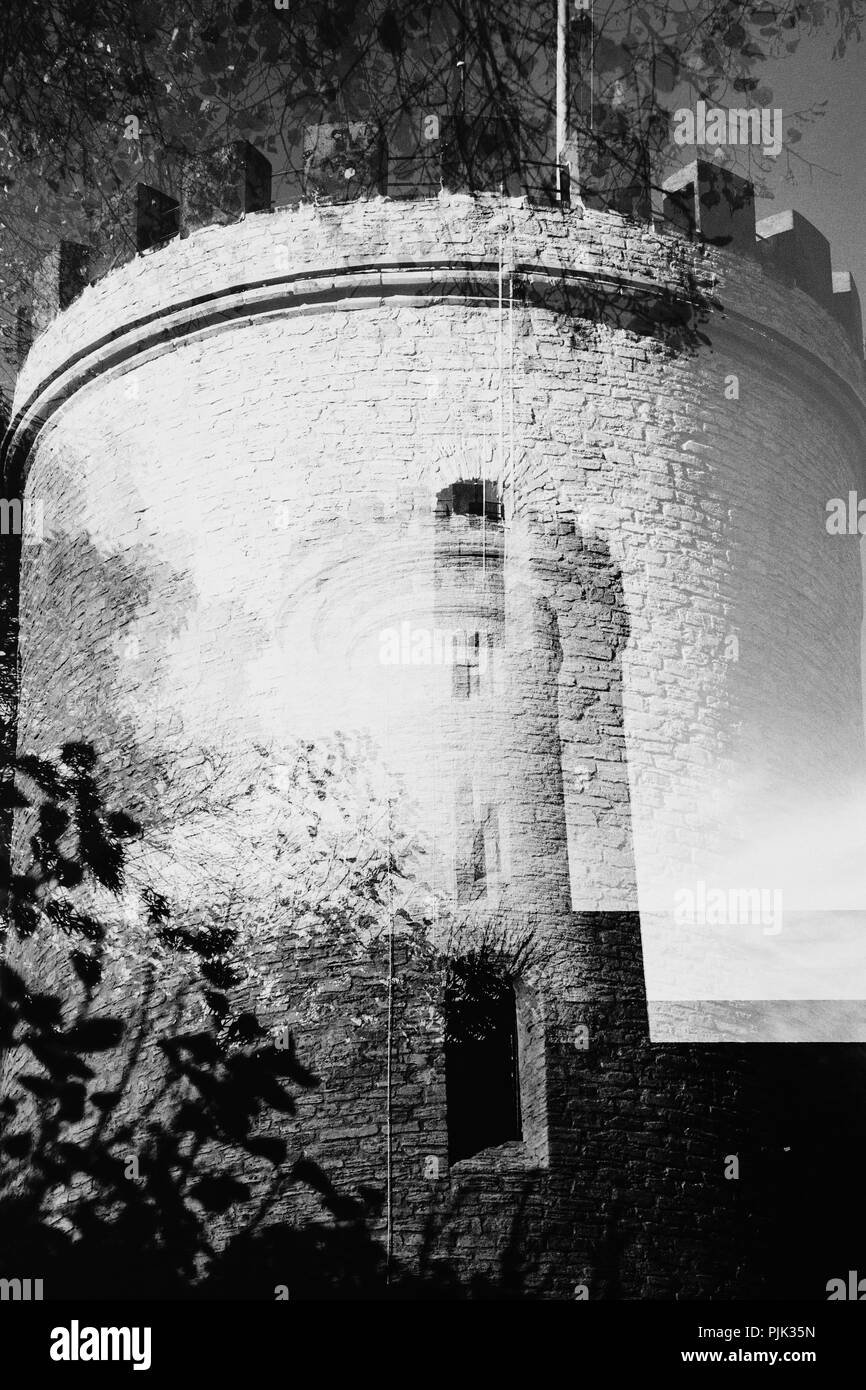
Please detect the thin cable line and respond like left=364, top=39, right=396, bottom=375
left=385, top=792, right=394, bottom=1283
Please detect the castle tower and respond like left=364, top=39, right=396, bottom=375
left=4, top=154, right=866, bottom=1297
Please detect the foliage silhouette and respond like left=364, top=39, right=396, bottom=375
left=0, top=740, right=541, bottom=1299
left=0, top=0, right=862, bottom=382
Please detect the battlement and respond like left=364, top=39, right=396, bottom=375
left=26, top=140, right=272, bottom=337
left=16, top=147, right=863, bottom=399
left=7, top=166, right=863, bottom=485
left=660, top=162, right=862, bottom=353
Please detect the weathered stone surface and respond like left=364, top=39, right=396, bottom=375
left=4, top=192, right=866, bottom=1298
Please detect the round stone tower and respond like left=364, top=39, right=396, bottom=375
left=4, top=153, right=866, bottom=1298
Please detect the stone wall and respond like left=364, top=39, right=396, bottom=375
left=3, top=186, right=866, bottom=1297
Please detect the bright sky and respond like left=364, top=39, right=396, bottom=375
left=759, top=31, right=866, bottom=301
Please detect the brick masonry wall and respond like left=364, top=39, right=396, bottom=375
left=3, top=193, right=866, bottom=1297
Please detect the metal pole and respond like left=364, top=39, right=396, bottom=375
left=556, top=0, right=568, bottom=201
left=456, top=0, right=467, bottom=189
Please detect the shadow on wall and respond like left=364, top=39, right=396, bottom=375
left=2, top=745, right=866, bottom=1298
left=0, top=740, right=568, bottom=1300
left=14, top=523, right=197, bottom=818
left=549, top=519, right=637, bottom=914
left=0, top=739, right=540, bottom=1299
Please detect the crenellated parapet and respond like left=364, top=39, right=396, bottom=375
left=22, top=140, right=272, bottom=326
left=662, top=160, right=757, bottom=256
left=661, top=161, right=862, bottom=354
left=17, top=150, right=863, bottom=394
left=180, top=140, right=272, bottom=234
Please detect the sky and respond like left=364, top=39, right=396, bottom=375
left=755, top=33, right=866, bottom=748
left=643, top=25, right=866, bottom=1035
left=759, top=30, right=866, bottom=302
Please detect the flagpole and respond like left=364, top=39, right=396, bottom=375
left=556, top=0, right=568, bottom=201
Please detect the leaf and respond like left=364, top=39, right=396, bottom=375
left=202, top=990, right=230, bottom=1018
left=19, top=992, right=63, bottom=1029
left=44, top=900, right=105, bottom=943
left=90, top=1089, right=123, bottom=1111
left=290, top=1157, right=332, bottom=1194
left=1, top=1134, right=31, bottom=1158
left=173, top=1100, right=218, bottom=1140
left=56, top=1081, right=87, bottom=1122
left=143, top=888, right=171, bottom=924
left=377, top=9, right=403, bottom=54
left=247, top=1070, right=296, bottom=1114
left=0, top=780, right=30, bottom=809
left=244, top=1135, right=287, bottom=1165
left=0, top=963, right=28, bottom=1002
left=224, top=1012, right=268, bottom=1046
left=70, top=951, right=103, bottom=987
left=16, top=753, right=66, bottom=798
left=64, top=1017, right=124, bottom=1051
left=106, top=811, right=141, bottom=839
left=20, top=1073, right=60, bottom=1099
left=199, top=960, right=239, bottom=991
left=265, top=1037, right=319, bottom=1088
left=189, top=1174, right=250, bottom=1213
left=174, top=1032, right=221, bottom=1065
left=290, top=1158, right=362, bottom=1220
left=59, top=741, right=96, bottom=772
left=26, top=1040, right=94, bottom=1081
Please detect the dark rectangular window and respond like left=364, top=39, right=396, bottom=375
left=444, top=959, right=522, bottom=1163
left=452, top=660, right=480, bottom=701
left=436, top=480, right=503, bottom=524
